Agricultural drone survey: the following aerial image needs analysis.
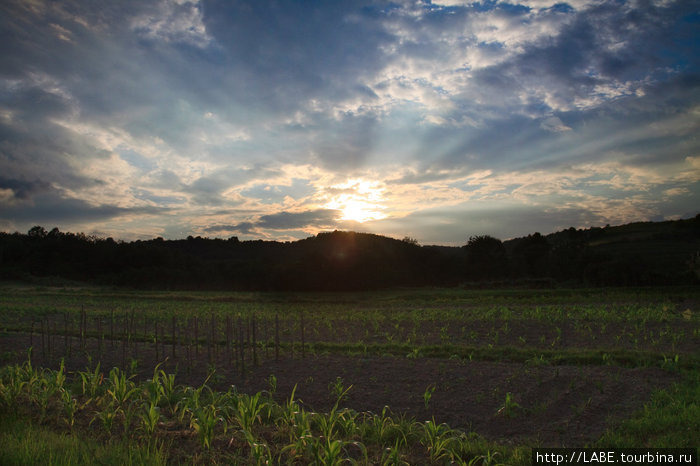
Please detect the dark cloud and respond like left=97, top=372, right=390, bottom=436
left=0, top=191, right=164, bottom=224
left=471, top=0, right=699, bottom=111
left=205, top=209, right=341, bottom=234
left=200, top=0, right=395, bottom=111
left=183, top=165, right=282, bottom=206
left=0, top=82, right=110, bottom=198
left=0, top=177, right=50, bottom=200
left=257, top=209, right=340, bottom=230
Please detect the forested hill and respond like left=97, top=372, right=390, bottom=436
left=1, top=216, right=699, bottom=290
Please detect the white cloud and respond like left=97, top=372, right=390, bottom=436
left=540, top=116, right=571, bottom=132
left=130, top=0, right=212, bottom=47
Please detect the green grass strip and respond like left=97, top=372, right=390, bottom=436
left=0, top=414, right=166, bottom=466
left=596, top=370, right=700, bottom=448
left=307, top=341, right=700, bottom=369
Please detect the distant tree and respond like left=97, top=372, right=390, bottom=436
left=402, top=236, right=419, bottom=246
left=511, top=232, right=550, bottom=277
left=463, top=235, right=508, bottom=280
left=28, top=226, right=47, bottom=238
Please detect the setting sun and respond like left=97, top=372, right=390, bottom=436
left=325, top=179, right=386, bottom=223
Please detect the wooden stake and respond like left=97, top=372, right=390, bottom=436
left=47, top=318, right=52, bottom=359
left=52, top=321, right=57, bottom=360
left=238, top=317, right=245, bottom=375
left=64, top=313, right=69, bottom=355
left=226, top=316, right=232, bottom=365
left=98, top=316, right=103, bottom=357
left=252, top=315, right=257, bottom=366
left=172, top=316, right=176, bottom=359
left=301, top=311, right=305, bottom=359
left=40, top=318, right=46, bottom=359
left=194, top=316, right=199, bottom=359
left=207, top=315, right=212, bottom=364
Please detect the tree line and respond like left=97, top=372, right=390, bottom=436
left=1, top=216, right=698, bottom=291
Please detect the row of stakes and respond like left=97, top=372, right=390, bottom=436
left=26, top=308, right=308, bottom=375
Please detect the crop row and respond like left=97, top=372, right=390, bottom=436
left=0, top=357, right=525, bottom=465
left=3, top=302, right=696, bottom=372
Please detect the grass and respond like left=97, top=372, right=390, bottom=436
left=596, top=370, right=700, bottom=448
left=0, top=413, right=167, bottom=465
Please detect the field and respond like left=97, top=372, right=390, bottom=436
left=1, top=284, right=698, bottom=464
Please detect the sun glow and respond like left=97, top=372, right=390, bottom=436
left=325, top=179, right=387, bottom=223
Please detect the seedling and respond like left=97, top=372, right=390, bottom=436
left=423, top=385, right=436, bottom=410
left=496, top=392, right=522, bottom=418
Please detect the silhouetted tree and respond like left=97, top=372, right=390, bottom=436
left=510, top=232, right=550, bottom=278
left=463, top=235, right=508, bottom=281
left=402, top=236, right=419, bottom=246
left=28, top=226, right=47, bottom=238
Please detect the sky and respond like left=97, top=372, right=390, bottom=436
left=1, top=0, right=699, bottom=245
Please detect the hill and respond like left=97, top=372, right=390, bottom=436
left=0, top=216, right=698, bottom=290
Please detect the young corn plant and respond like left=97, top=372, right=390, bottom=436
left=465, top=450, right=505, bottom=466
left=59, top=386, right=79, bottom=429
left=105, top=367, right=140, bottom=434
left=158, top=369, right=180, bottom=415
left=334, top=407, right=360, bottom=438
left=190, top=403, right=220, bottom=450
left=306, top=436, right=352, bottom=466
left=496, top=392, right=522, bottom=418
left=381, top=438, right=409, bottom=466
left=241, top=428, right=272, bottom=466
left=93, top=405, right=118, bottom=435
left=315, top=384, right=354, bottom=441
left=0, top=365, right=27, bottom=411
left=362, top=406, right=407, bottom=446
left=231, top=391, right=267, bottom=433
left=78, top=362, right=104, bottom=399
left=423, top=384, right=436, bottom=410
left=328, top=377, right=350, bottom=405
left=31, top=370, right=56, bottom=424
left=281, top=422, right=314, bottom=463
left=144, top=362, right=165, bottom=406
left=140, top=401, right=161, bottom=437
left=421, top=418, right=456, bottom=464
left=106, top=367, right=139, bottom=408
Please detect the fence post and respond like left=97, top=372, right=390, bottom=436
left=226, top=316, right=232, bottom=366
left=275, top=314, right=279, bottom=361
left=172, top=316, right=177, bottom=359
left=238, top=317, right=245, bottom=375
left=301, top=311, right=305, bottom=359
left=252, top=315, right=257, bottom=366
left=155, top=321, right=159, bottom=362
left=194, top=316, right=199, bottom=359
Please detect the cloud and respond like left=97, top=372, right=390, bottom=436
left=204, top=209, right=341, bottom=235
left=131, top=0, right=211, bottom=47
left=0, top=189, right=164, bottom=225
